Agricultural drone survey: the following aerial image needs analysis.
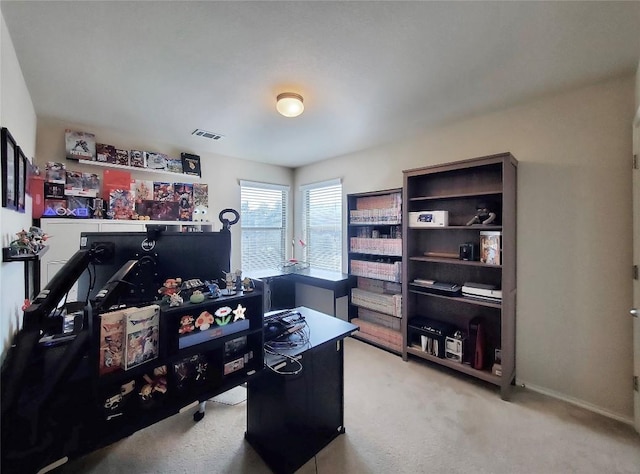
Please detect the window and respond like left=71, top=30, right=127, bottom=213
left=301, top=179, right=342, bottom=272
left=240, top=181, right=289, bottom=272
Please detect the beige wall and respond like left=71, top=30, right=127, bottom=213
left=0, top=12, right=37, bottom=360
left=295, top=75, right=636, bottom=422
left=35, top=117, right=294, bottom=272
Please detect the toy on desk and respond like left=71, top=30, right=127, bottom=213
left=179, top=315, right=195, bottom=334
left=466, top=202, right=497, bottom=226
left=169, top=293, right=183, bottom=307
left=205, top=280, right=221, bottom=298
left=195, top=311, right=214, bottom=331
left=158, top=278, right=182, bottom=298
left=189, top=290, right=205, bottom=304
left=242, top=277, right=254, bottom=292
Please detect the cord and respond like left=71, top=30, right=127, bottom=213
left=264, top=347, right=303, bottom=375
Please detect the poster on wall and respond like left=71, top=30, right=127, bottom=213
left=65, top=129, right=96, bottom=161
left=2, top=127, right=17, bottom=209
left=181, top=153, right=201, bottom=177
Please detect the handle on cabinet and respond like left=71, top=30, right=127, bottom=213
left=631, top=308, right=638, bottom=318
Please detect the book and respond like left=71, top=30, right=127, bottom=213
left=108, top=189, right=135, bottom=220
left=480, top=231, right=502, bottom=265
left=153, top=182, right=174, bottom=201
left=193, top=183, right=208, bottom=207
left=65, top=196, right=92, bottom=218
left=98, top=308, right=127, bottom=375
left=43, top=198, right=67, bottom=217
left=65, top=171, right=84, bottom=196
left=96, top=143, right=117, bottom=164
left=130, top=150, right=146, bottom=168
left=65, top=129, right=96, bottom=161
left=82, top=173, right=100, bottom=197
left=45, top=162, right=66, bottom=184
left=124, top=305, right=160, bottom=370
left=44, top=182, right=65, bottom=199
left=181, top=152, right=201, bottom=177
left=115, top=149, right=130, bottom=166
left=166, top=157, right=183, bottom=173
left=133, top=180, right=154, bottom=203
left=145, top=152, right=168, bottom=171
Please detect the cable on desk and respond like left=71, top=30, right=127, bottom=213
left=264, top=320, right=311, bottom=375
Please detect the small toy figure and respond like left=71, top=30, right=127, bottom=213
left=158, top=278, right=182, bottom=298
left=192, top=205, right=208, bottom=222
left=139, top=365, right=168, bottom=403
left=9, top=226, right=49, bottom=255
left=242, top=277, right=254, bottom=292
left=466, top=202, right=497, bottom=226
left=179, top=315, right=195, bottom=334
left=205, top=281, right=221, bottom=298
left=169, top=293, right=183, bottom=307
left=190, top=290, right=205, bottom=304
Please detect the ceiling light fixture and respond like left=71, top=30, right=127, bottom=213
left=276, top=92, right=304, bottom=118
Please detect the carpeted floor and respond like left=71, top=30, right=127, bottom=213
left=60, top=337, right=640, bottom=473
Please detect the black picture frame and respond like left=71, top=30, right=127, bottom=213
left=16, top=146, right=26, bottom=213
left=181, top=152, right=201, bottom=177
left=1, top=127, right=17, bottom=209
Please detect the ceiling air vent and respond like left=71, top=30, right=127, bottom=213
left=192, top=129, right=224, bottom=140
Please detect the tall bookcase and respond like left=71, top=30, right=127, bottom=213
left=347, top=189, right=403, bottom=354
left=402, top=153, right=517, bottom=399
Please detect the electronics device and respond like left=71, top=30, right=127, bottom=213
left=408, top=210, right=449, bottom=227
left=411, top=279, right=462, bottom=296
left=408, top=317, right=455, bottom=358
left=459, top=242, right=477, bottom=261
left=445, top=336, right=463, bottom=363
left=461, top=282, right=502, bottom=301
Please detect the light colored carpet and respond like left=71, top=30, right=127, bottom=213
left=60, top=337, right=640, bottom=473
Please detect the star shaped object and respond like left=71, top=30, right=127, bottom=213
left=233, top=304, right=246, bottom=321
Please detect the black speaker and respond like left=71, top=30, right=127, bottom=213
left=459, top=242, right=477, bottom=261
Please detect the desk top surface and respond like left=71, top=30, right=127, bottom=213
left=247, top=267, right=351, bottom=283
left=264, top=306, right=358, bottom=362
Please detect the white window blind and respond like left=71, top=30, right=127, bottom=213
left=240, top=180, right=289, bottom=272
left=301, top=179, right=342, bottom=272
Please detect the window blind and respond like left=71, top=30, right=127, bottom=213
left=301, top=179, right=342, bottom=272
left=240, top=180, right=289, bottom=272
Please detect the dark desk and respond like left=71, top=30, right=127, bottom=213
left=245, top=307, right=358, bottom=474
left=248, top=268, right=354, bottom=316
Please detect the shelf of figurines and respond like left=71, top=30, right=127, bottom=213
left=2, top=245, right=48, bottom=262
left=77, top=159, right=201, bottom=182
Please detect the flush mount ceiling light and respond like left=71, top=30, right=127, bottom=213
left=276, top=92, right=304, bottom=118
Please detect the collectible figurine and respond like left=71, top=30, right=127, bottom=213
left=205, top=281, right=221, bottom=298
left=466, top=202, right=497, bottom=226
left=169, top=293, right=183, bottom=307
left=158, top=278, right=182, bottom=299
left=189, top=290, right=205, bottom=304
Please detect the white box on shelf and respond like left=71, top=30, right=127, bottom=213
left=408, top=210, right=448, bottom=227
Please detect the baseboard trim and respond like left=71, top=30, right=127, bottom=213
left=516, top=378, right=634, bottom=426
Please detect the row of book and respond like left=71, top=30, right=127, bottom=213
left=351, top=317, right=403, bottom=353
left=357, top=307, right=401, bottom=331
left=98, top=305, right=160, bottom=375
left=353, top=193, right=402, bottom=211
left=351, top=288, right=402, bottom=318
left=349, top=207, right=402, bottom=225
left=350, top=260, right=402, bottom=283
left=349, top=237, right=402, bottom=256
left=65, top=129, right=201, bottom=176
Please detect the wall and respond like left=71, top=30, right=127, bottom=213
left=34, top=117, right=294, bottom=273
left=0, top=11, right=37, bottom=361
left=295, top=75, right=636, bottom=422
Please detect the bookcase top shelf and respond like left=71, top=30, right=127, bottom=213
left=78, top=159, right=201, bottom=181
left=409, top=190, right=502, bottom=201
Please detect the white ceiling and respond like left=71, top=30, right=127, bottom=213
left=2, top=1, right=639, bottom=168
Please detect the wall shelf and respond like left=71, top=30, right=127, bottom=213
left=77, top=159, right=200, bottom=181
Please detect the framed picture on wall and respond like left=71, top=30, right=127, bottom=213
left=1, top=127, right=17, bottom=209
left=16, top=146, right=26, bottom=213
